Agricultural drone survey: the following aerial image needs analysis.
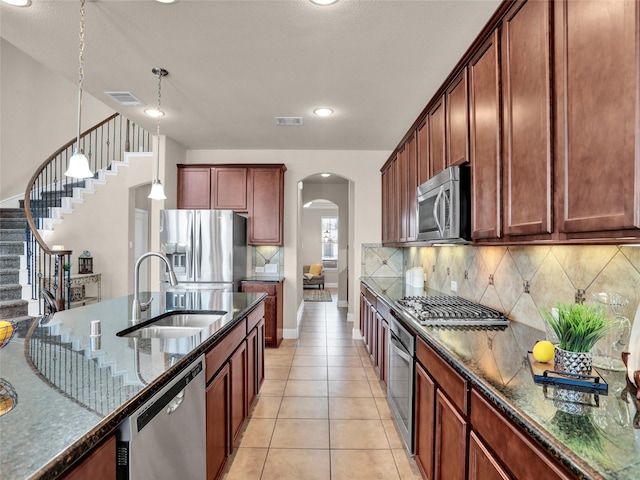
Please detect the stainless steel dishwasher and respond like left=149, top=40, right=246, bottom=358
left=116, top=355, right=206, bottom=479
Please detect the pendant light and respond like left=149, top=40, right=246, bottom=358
left=65, top=0, right=93, bottom=179
left=148, top=67, right=168, bottom=200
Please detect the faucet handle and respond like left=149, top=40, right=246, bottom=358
left=140, top=297, right=154, bottom=312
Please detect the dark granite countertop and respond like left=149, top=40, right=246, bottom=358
left=242, top=276, right=285, bottom=282
left=361, top=277, right=640, bottom=480
left=0, top=290, right=266, bottom=480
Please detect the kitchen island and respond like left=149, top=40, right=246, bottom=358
left=0, top=290, right=266, bottom=480
left=361, top=277, right=640, bottom=480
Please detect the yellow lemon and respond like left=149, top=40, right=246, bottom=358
left=0, top=320, right=14, bottom=347
left=532, top=340, right=555, bottom=363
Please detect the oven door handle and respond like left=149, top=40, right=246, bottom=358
left=433, top=186, right=445, bottom=238
left=390, top=335, right=412, bottom=363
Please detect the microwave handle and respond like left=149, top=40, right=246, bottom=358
left=433, top=186, right=445, bottom=237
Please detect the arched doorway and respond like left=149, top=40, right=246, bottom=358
left=299, top=173, right=349, bottom=307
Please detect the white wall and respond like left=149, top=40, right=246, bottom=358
left=186, top=149, right=388, bottom=336
left=0, top=39, right=114, bottom=203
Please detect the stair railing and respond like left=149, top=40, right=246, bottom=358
left=24, top=113, right=150, bottom=313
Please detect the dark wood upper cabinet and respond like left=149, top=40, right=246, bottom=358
left=555, top=0, right=640, bottom=236
left=501, top=0, right=553, bottom=237
left=247, top=166, right=285, bottom=245
left=178, top=164, right=285, bottom=246
left=469, top=30, right=501, bottom=241
left=211, top=167, right=247, bottom=211
left=417, top=117, right=430, bottom=186
left=177, top=166, right=212, bottom=209
left=406, top=133, right=418, bottom=242
left=446, top=69, right=470, bottom=167
left=428, top=96, right=447, bottom=177
left=397, top=145, right=408, bottom=242
left=381, top=165, right=392, bottom=244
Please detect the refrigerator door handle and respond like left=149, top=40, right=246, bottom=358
left=195, top=211, right=201, bottom=280
left=186, top=213, right=194, bottom=279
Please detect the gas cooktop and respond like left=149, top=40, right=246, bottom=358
left=395, top=295, right=509, bottom=328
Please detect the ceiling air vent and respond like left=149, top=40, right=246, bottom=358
left=274, top=117, right=304, bottom=126
left=105, top=91, right=144, bottom=106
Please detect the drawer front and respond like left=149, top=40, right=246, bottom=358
left=246, top=302, right=265, bottom=331
left=417, top=337, right=469, bottom=414
left=470, top=389, right=573, bottom=480
left=206, top=319, right=247, bottom=383
left=241, top=282, right=277, bottom=296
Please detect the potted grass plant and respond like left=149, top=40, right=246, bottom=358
left=542, top=302, right=614, bottom=377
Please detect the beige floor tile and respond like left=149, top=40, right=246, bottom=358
left=292, top=355, right=328, bottom=367
left=237, top=418, right=276, bottom=448
left=270, top=418, right=330, bottom=448
left=249, top=396, right=282, bottom=419
left=328, top=380, right=373, bottom=398
left=392, top=448, right=422, bottom=479
left=327, top=338, right=360, bottom=347
left=369, top=379, right=388, bottom=398
left=259, top=379, right=287, bottom=397
left=330, top=419, right=390, bottom=449
left=278, top=396, right=329, bottom=419
left=261, top=449, right=331, bottom=480
left=288, top=365, right=327, bottom=380
left=222, top=447, right=268, bottom=480
left=297, top=338, right=328, bottom=346
left=327, top=345, right=360, bottom=356
left=330, top=449, right=400, bottom=480
left=265, top=346, right=295, bottom=357
left=264, top=366, right=290, bottom=380
left=263, top=355, right=294, bottom=367
left=375, top=396, right=394, bottom=419
left=284, top=380, right=329, bottom=397
left=382, top=419, right=405, bottom=450
left=295, top=345, right=327, bottom=356
left=328, top=366, right=368, bottom=381
left=329, top=397, right=381, bottom=419
left=327, top=355, right=364, bottom=367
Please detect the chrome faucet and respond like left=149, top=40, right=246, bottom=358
left=132, top=251, right=178, bottom=324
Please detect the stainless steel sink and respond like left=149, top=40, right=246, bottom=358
left=117, top=311, right=228, bottom=338
left=123, top=325, right=204, bottom=339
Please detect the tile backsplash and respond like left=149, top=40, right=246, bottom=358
left=361, top=243, right=640, bottom=332
left=403, top=245, right=640, bottom=331
left=251, top=246, right=284, bottom=275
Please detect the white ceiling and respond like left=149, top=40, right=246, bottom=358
left=0, top=0, right=501, bottom=151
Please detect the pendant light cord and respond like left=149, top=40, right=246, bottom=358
left=155, top=69, right=162, bottom=178
left=76, top=0, right=85, bottom=152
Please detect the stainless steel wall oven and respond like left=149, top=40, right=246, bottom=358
left=387, top=310, right=416, bottom=455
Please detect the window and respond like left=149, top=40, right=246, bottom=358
left=321, top=216, right=338, bottom=269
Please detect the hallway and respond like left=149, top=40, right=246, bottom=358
left=222, top=289, right=421, bottom=480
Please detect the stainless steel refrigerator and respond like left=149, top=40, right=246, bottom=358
left=159, top=210, right=247, bottom=295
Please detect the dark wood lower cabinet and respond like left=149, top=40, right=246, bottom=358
left=60, top=435, right=116, bottom=480
left=206, top=363, right=230, bottom=480
left=468, top=431, right=511, bottom=480
left=241, top=281, right=283, bottom=347
left=230, top=340, right=247, bottom=447
left=246, top=318, right=265, bottom=410
left=414, top=361, right=436, bottom=480
left=434, top=390, right=468, bottom=480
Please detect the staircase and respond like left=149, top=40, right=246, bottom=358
left=0, top=208, right=32, bottom=323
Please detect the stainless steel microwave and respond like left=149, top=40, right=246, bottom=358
left=417, top=165, right=471, bottom=243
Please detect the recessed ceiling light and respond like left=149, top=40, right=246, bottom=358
left=144, top=108, right=165, bottom=118
left=313, top=107, right=334, bottom=117
left=310, top=0, right=338, bottom=5
left=1, top=0, right=31, bottom=6
left=321, top=173, right=331, bottom=178
left=156, top=0, right=178, bottom=3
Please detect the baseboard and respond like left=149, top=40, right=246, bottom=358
left=352, top=327, right=362, bottom=339
left=0, top=194, right=22, bottom=209
left=346, top=312, right=355, bottom=323
left=337, top=300, right=348, bottom=308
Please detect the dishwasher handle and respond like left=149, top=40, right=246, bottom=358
left=166, top=390, right=185, bottom=414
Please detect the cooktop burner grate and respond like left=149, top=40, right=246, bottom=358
left=396, top=295, right=509, bottom=327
